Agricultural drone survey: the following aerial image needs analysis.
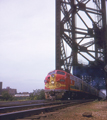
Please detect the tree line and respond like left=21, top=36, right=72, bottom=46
left=1, top=89, right=45, bottom=101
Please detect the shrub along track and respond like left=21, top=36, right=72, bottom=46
left=0, top=99, right=94, bottom=120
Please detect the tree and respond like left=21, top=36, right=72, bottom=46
left=38, top=89, right=45, bottom=100
left=29, top=89, right=45, bottom=100
left=2, top=92, right=13, bottom=101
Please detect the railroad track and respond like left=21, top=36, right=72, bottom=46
left=0, top=99, right=94, bottom=120
left=0, top=100, right=47, bottom=107
left=0, top=101, right=70, bottom=113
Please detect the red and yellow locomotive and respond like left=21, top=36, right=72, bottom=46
left=44, top=70, right=105, bottom=100
left=44, top=70, right=81, bottom=100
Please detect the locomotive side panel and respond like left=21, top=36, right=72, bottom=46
left=70, top=75, right=75, bottom=90
left=75, top=77, right=82, bottom=91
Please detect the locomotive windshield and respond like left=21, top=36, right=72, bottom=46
left=48, top=71, right=55, bottom=75
left=56, top=71, right=65, bottom=75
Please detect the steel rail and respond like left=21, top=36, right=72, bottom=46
left=0, top=100, right=46, bottom=107
left=0, top=101, right=71, bottom=113
left=0, top=100, right=94, bottom=120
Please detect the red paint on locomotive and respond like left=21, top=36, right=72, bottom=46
left=44, top=70, right=75, bottom=99
left=44, top=70, right=106, bottom=100
left=44, top=70, right=74, bottom=90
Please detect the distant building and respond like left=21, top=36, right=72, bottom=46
left=14, top=93, right=30, bottom=97
left=22, top=92, right=29, bottom=94
left=2, top=87, right=17, bottom=95
left=0, top=82, right=2, bottom=95
left=14, top=93, right=30, bottom=100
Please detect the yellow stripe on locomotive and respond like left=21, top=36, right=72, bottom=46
left=45, top=74, right=66, bottom=89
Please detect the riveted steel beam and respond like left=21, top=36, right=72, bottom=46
left=55, top=0, right=106, bottom=75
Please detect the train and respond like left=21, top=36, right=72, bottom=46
left=44, top=70, right=106, bottom=100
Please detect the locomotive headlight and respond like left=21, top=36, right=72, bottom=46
left=51, top=80, right=54, bottom=84
left=51, top=74, right=55, bottom=77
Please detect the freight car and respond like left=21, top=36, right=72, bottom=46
left=44, top=70, right=106, bottom=100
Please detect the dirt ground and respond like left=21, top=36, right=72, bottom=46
left=38, top=100, right=107, bottom=120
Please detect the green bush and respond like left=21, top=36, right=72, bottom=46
left=2, top=92, right=14, bottom=101
left=29, top=89, right=45, bottom=100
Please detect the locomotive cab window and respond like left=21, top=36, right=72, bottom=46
left=56, top=71, right=65, bottom=75
left=48, top=71, right=55, bottom=75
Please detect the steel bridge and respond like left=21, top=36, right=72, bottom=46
left=55, top=0, right=107, bottom=96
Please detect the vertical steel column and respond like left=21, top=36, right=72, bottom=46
left=102, top=0, right=107, bottom=97
left=71, top=0, right=77, bottom=65
left=106, top=0, right=107, bottom=98
left=56, top=0, right=61, bottom=70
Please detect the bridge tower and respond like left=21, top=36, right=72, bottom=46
left=55, top=0, right=107, bottom=95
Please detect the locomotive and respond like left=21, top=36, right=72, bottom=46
left=44, top=70, right=105, bottom=100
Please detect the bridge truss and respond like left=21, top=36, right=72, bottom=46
left=55, top=0, right=107, bottom=92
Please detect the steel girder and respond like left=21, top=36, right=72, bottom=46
left=55, top=0, right=107, bottom=73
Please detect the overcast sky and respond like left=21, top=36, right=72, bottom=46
left=0, top=1, right=107, bottom=93
left=0, top=0, right=55, bottom=92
